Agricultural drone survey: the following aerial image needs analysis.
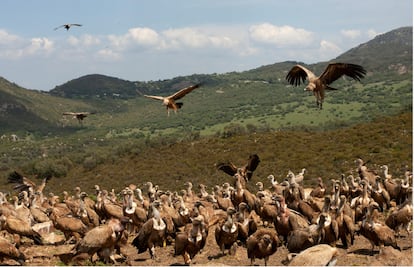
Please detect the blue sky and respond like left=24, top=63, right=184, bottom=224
left=0, top=0, right=412, bottom=90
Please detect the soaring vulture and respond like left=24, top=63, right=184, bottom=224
left=144, top=83, right=201, bottom=116
left=54, top=24, right=82, bottom=31
left=216, top=154, right=260, bottom=182
left=63, top=112, right=95, bottom=124
left=286, top=63, right=366, bottom=109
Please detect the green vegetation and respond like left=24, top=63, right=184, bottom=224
left=0, top=27, right=412, bottom=196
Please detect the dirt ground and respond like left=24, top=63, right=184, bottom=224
left=4, top=223, right=413, bottom=266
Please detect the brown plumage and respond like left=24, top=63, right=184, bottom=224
left=7, top=171, right=51, bottom=197
left=385, top=197, right=413, bottom=237
left=215, top=207, right=238, bottom=256
left=286, top=63, right=366, bottom=109
left=62, top=112, right=95, bottom=124
left=49, top=212, right=88, bottom=244
left=216, top=154, right=260, bottom=182
left=273, top=195, right=309, bottom=242
left=234, top=202, right=258, bottom=244
left=132, top=201, right=167, bottom=259
left=286, top=213, right=326, bottom=253
left=0, top=236, right=26, bottom=265
left=70, top=218, right=127, bottom=264
left=359, top=202, right=401, bottom=254
left=0, top=214, right=43, bottom=245
left=287, top=244, right=338, bottom=266
left=174, top=215, right=207, bottom=264
left=310, top=177, right=326, bottom=198
left=246, top=228, right=280, bottom=266
left=144, top=84, right=201, bottom=116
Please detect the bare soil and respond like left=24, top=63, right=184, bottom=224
left=4, top=224, right=412, bottom=266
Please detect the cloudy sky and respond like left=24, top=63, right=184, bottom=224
left=0, top=0, right=412, bottom=90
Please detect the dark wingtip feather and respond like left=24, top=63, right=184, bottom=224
left=7, top=171, right=23, bottom=184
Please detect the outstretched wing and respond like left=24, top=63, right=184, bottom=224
left=63, top=112, right=76, bottom=116
left=70, top=24, right=82, bottom=27
left=169, top=84, right=201, bottom=101
left=319, top=63, right=366, bottom=85
left=216, top=162, right=238, bottom=177
left=286, top=65, right=316, bottom=86
left=245, top=154, right=260, bottom=180
left=54, top=25, right=66, bottom=30
left=144, top=95, right=165, bottom=101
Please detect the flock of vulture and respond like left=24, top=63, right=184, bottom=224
left=0, top=155, right=412, bottom=266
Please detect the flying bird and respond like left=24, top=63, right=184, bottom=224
left=54, top=24, right=82, bottom=31
left=216, top=154, right=260, bottom=182
left=286, top=63, right=366, bottom=109
left=63, top=112, right=95, bottom=124
left=144, top=83, right=201, bottom=116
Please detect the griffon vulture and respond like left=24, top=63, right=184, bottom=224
left=63, top=112, right=95, bottom=124
left=286, top=63, right=366, bottom=109
left=216, top=154, right=260, bottom=183
left=54, top=24, right=82, bottom=31
left=144, top=83, right=201, bottom=116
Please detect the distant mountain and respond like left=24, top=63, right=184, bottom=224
left=49, top=74, right=139, bottom=99
left=334, top=26, right=412, bottom=74
left=244, top=26, right=412, bottom=82
left=0, top=26, right=412, bottom=135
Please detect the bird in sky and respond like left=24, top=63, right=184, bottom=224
left=62, top=112, right=94, bottom=124
left=54, top=24, right=82, bottom=31
left=144, top=83, right=201, bottom=116
left=286, top=63, right=366, bottom=109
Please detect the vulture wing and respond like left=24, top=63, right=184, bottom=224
left=169, top=84, right=201, bottom=100
left=144, top=95, right=165, bottom=101
left=245, top=154, right=260, bottom=180
left=174, top=232, right=189, bottom=256
left=216, top=162, right=238, bottom=177
left=319, top=63, right=366, bottom=85
left=286, top=65, right=316, bottom=86
left=63, top=112, right=76, bottom=116
left=75, top=225, right=113, bottom=254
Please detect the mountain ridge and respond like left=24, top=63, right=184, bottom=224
left=0, top=26, right=412, bottom=135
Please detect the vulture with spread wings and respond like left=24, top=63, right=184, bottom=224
left=216, top=154, right=260, bottom=182
left=286, top=63, right=366, bottom=109
left=63, top=112, right=95, bottom=124
left=144, top=84, right=201, bottom=116
left=54, top=24, right=82, bottom=31
left=7, top=171, right=51, bottom=196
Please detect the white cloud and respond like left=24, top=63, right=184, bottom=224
left=96, top=48, right=121, bottom=61
left=249, top=23, right=314, bottom=47
left=319, top=40, right=342, bottom=59
left=367, top=29, right=379, bottom=39
left=341, top=29, right=361, bottom=39
left=0, top=29, right=20, bottom=45
left=127, top=27, right=159, bottom=46
left=25, top=37, right=54, bottom=55
left=67, top=34, right=101, bottom=47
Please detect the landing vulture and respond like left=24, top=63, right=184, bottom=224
left=54, top=24, right=82, bottom=31
left=144, top=84, right=201, bottom=116
left=286, top=63, right=366, bottom=109
left=216, top=154, right=260, bottom=182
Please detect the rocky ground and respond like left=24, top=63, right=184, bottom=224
left=3, top=224, right=412, bottom=266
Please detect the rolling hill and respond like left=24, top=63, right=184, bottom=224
left=0, top=26, right=412, bottom=137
